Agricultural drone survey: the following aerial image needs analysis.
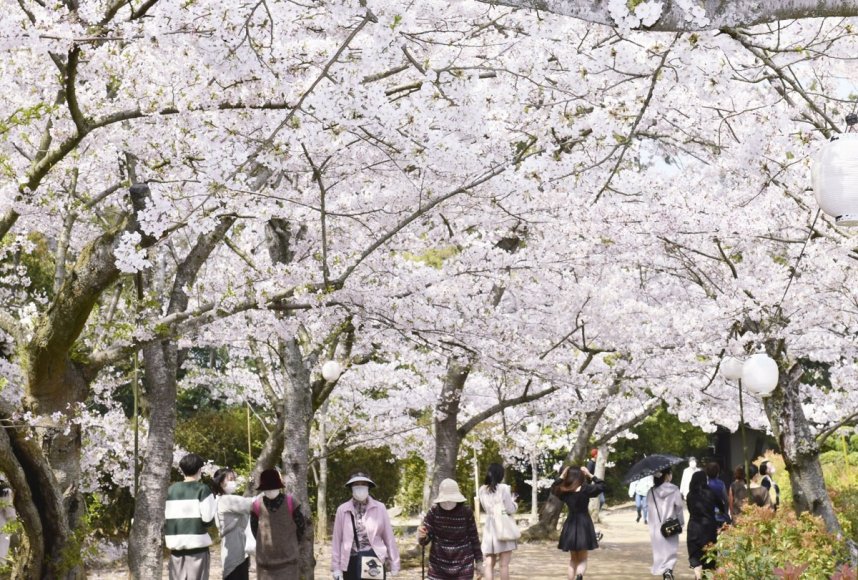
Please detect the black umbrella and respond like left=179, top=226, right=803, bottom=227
left=623, top=454, right=685, bottom=484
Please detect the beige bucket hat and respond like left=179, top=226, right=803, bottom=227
left=433, top=478, right=466, bottom=503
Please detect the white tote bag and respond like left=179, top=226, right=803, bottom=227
left=491, top=490, right=520, bottom=541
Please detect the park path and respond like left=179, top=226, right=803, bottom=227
left=311, top=503, right=693, bottom=580
left=89, top=503, right=694, bottom=578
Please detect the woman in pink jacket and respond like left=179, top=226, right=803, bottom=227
left=331, top=471, right=401, bottom=580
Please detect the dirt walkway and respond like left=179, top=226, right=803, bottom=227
left=311, top=504, right=693, bottom=580
left=89, top=503, right=694, bottom=578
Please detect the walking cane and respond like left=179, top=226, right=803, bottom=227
left=421, top=543, right=425, bottom=580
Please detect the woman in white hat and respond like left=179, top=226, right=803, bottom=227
left=417, top=478, right=483, bottom=579
left=331, top=471, right=400, bottom=580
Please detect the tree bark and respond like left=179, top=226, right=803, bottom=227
left=127, top=339, right=178, bottom=579
left=248, top=410, right=286, bottom=490
left=282, top=338, right=316, bottom=579
left=127, top=216, right=235, bottom=579
left=429, top=359, right=470, bottom=497
left=0, top=401, right=70, bottom=579
left=316, top=401, right=330, bottom=540
left=473, top=0, right=858, bottom=32
left=12, top=185, right=157, bottom=577
left=762, top=341, right=841, bottom=534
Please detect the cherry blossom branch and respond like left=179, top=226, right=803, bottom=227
left=593, top=36, right=676, bottom=203
left=472, top=1, right=858, bottom=32
left=723, top=28, right=841, bottom=137
left=593, top=399, right=661, bottom=445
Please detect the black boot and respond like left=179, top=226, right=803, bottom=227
left=576, top=575, right=583, bottom=580
left=662, top=570, right=674, bottom=580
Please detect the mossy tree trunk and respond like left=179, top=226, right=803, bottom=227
left=761, top=339, right=841, bottom=534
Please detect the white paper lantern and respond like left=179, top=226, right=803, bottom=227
left=321, top=360, right=342, bottom=382
left=741, top=354, right=779, bottom=396
left=720, top=357, right=744, bottom=381
left=812, top=133, right=858, bottom=226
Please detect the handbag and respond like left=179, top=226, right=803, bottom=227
left=244, top=519, right=256, bottom=555
left=350, top=513, right=386, bottom=579
left=491, top=489, right=521, bottom=541
left=650, top=489, right=682, bottom=538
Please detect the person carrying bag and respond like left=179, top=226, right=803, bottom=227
left=331, top=471, right=400, bottom=580
left=646, top=468, right=685, bottom=580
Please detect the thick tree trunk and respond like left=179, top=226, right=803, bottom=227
left=282, top=338, right=316, bottom=579
left=429, top=359, right=470, bottom=497
left=21, top=358, right=89, bottom=579
left=127, top=339, right=179, bottom=579
left=0, top=401, right=70, bottom=579
left=762, top=341, right=841, bottom=534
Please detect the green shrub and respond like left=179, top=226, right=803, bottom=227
left=709, top=504, right=848, bottom=579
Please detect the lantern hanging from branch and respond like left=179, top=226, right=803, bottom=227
left=321, top=360, right=342, bottom=382
left=741, top=353, right=779, bottom=397
left=812, top=114, right=858, bottom=226
left=720, top=356, right=744, bottom=381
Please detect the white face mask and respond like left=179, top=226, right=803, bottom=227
left=224, top=481, right=237, bottom=494
left=439, top=501, right=457, bottom=510
left=352, top=486, right=369, bottom=502
left=264, top=490, right=281, bottom=500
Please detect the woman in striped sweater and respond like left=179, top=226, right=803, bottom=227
left=418, top=479, right=483, bottom=579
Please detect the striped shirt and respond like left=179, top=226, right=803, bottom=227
left=165, top=480, right=216, bottom=554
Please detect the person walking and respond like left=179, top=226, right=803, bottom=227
left=686, top=471, right=722, bottom=579
left=748, top=464, right=774, bottom=509
left=647, top=467, right=684, bottom=580
left=679, top=457, right=699, bottom=500
left=211, top=468, right=254, bottom=580
left=332, top=471, right=400, bottom=580
left=417, top=478, right=483, bottom=579
left=628, top=475, right=654, bottom=524
left=165, top=453, right=216, bottom=580
left=760, top=460, right=781, bottom=510
left=705, top=462, right=730, bottom=529
left=553, top=464, right=605, bottom=580
left=478, top=463, right=518, bottom=580
left=727, top=465, right=749, bottom=519
left=251, top=469, right=306, bottom=580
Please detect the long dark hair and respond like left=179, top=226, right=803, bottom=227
left=553, top=466, right=585, bottom=496
left=211, top=467, right=235, bottom=496
left=653, top=468, right=671, bottom=487
left=484, top=463, right=505, bottom=493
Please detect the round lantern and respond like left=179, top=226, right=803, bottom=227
left=812, top=133, right=858, bottom=226
left=321, top=360, right=342, bottom=382
left=741, top=353, right=779, bottom=396
left=720, top=357, right=744, bottom=381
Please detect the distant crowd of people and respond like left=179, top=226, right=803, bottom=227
left=163, top=452, right=780, bottom=580
left=643, top=457, right=779, bottom=580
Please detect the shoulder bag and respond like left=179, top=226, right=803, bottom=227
left=491, top=487, right=521, bottom=541
left=350, top=512, right=386, bottom=579
left=650, top=489, right=682, bottom=538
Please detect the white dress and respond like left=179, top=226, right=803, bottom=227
left=478, top=483, right=518, bottom=555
